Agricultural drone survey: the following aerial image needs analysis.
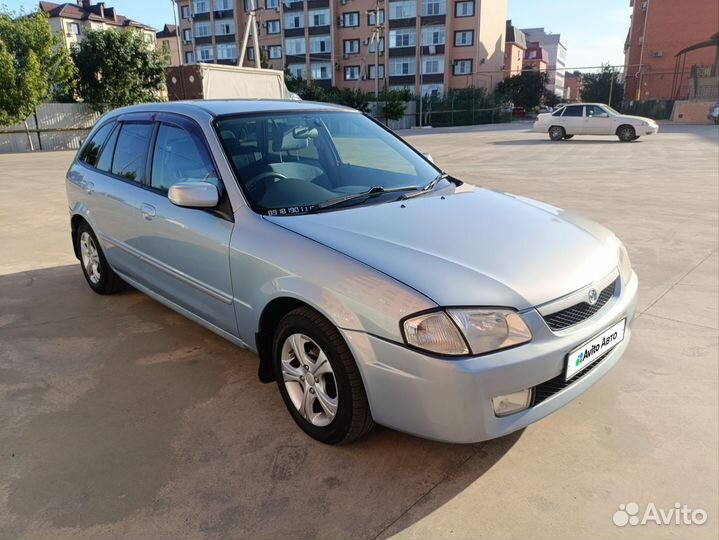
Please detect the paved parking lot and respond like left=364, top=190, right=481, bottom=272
left=1, top=123, right=717, bottom=540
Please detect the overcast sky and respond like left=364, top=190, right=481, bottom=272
left=5, top=0, right=632, bottom=71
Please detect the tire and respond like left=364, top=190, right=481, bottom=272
left=548, top=126, right=565, bottom=141
left=76, top=222, right=124, bottom=294
left=272, top=307, right=374, bottom=444
left=563, top=134, right=574, bottom=140
left=617, top=125, right=636, bottom=142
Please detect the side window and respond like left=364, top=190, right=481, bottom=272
left=79, top=122, right=115, bottom=167
left=111, top=123, right=154, bottom=182
left=151, top=123, right=219, bottom=192
left=563, top=106, right=584, bottom=117
left=587, top=105, right=607, bottom=117
left=96, top=125, right=119, bottom=172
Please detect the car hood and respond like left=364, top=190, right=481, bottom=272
left=265, top=186, right=619, bottom=309
left=616, top=114, right=655, bottom=124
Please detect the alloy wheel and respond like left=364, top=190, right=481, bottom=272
left=79, top=231, right=101, bottom=284
left=280, top=333, right=338, bottom=427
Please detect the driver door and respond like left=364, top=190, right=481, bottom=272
left=585, top=105, right=613, bottom=134
left=136, top=115, right=237, bottom=336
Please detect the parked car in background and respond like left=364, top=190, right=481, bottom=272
left=534, top=103, right=659, bottom=141
left=66, top=100, right=638, bottom=445
left=538, top=106, right=554, bottom=114
left=708, top=102, right=719, bottom=124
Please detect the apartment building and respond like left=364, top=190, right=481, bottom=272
left=157, top=24, right=182, bottom=66
left=522, top=41, right=547, bottom=73
left=521, top=27, right=566, bottom=97
left=39, top=1, right=156, bottom=50
left=623, top=0, right=718, bottom=100
left=503, top=20, right=525, bottom=77
left=174, top=0, right=506, bottom=96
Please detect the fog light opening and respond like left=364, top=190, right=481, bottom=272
left=492, top=389, right=533, bottom=417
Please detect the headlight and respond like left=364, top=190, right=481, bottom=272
left=618, top=241, right=633, bottom=284
left=403, top=309, right=532, bottom=356
left=448, top=309, right=532, bottom=355
left=641, top=121, right=649, bottom=126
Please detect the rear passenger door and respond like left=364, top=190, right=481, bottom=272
left=560, top=105, right=585, bottom=134
left=136, top=115, right=237, bottom=336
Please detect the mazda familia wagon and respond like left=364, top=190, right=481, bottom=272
left=66, top=100, right=638, bottom=444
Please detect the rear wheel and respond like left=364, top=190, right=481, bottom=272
left=548, top=126, right=565, bottom=141
left=617, top=125, right=636, bottom=142
left=76, top=222, right=124, bottom=294
left=273, top=307, right=374, bottom=444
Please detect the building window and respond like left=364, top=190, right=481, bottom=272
left=194, top=22, right=211, bottom=37
left=284, top=12, right=304, bottom=29
left=309, top=35, right=331, bottom=53
left=389, top=56, right=416, bottom=76
left=287, top=63, right=306, bottom=79
left=453, top=58, right=472, bottom=75
left=421, top=0, right=446, bottom=16
left=181, top=5, right=191, bottom=18
left=368, top=37, right=384, bottom=53
left=454, top=30, right=473, bottom=46
left=192, top=0, right=209, bottom=14
left=422, top=54, right=444, bottom=74
left=344, top=66, right=360, bottom=80
left=285, top=37, right=306, bottom=55
left=309, top=8, right=330, bottom=27
left=266, top=20, right=280, bottom=34
left=367, top=9, right=385, bottom=26
left=342, top=12, right=359, bottom=27
left=421, top=26, right=445, bottom=45
left=268, top=45, right=282, bottom=59
left=185, top=51, right=195, bottom=63
left=343, top=39, right=360, bottom=55
left=246, top=46, right=255, bottom=61
left=389, top=0, right=416, bottom=20
left=218, top=43, right=237, bottom=59
left=311, top=62, right=332, bottom=80
left=455, top=0, right=474, bottom=17
left=161, top=40, right=170, bottom=50
left=266, top=0, right=279, bottom=8
left=244, top=0, right=253, bottom=11
left=368, top=64, right=385, bottom=79
left=197, top=45, right=214, bottom=61
left=215, top=19, right=236, bottom=35
left=215, top=0, right=232, bottom=9
left=68, top=22, right=81, bottom=35
left=390, top=28, right=416, bottom=48
left=182, top=28, right=192, bottom=43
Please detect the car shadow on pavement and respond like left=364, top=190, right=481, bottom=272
left=0, top=264, right=522, bottom=540
left=492, top=139, right=642, bottom=146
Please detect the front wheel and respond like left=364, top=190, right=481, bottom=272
left=617, top=125, right=636, bottom=142
left=273, top=307, right=374, bottom=444
left=548, top=126, right=565, bottom=141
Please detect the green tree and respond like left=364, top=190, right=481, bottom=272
left=580, top=64, right=624, bottom=110
left=337, top=88, right=370, bottom=113
left=72, top=30, right=168, bottom=112
left=380, top=89, right=410, bottom=123
left=496, top=70, right=548, bottom=109
left=0, top=8, right=75, bottom=131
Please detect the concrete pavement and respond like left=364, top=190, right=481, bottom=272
left=0, top=123, right=717, bottom=539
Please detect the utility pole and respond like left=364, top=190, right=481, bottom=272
left=418, top=29, right=423, bottom=127
left=608, top=69, right=615, bottom=107
left=239, top=0, right=262, bottom=69
left=171, top=0, right=182, bottom=65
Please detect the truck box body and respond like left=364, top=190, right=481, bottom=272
left=166, top=64, right=286, bottom=101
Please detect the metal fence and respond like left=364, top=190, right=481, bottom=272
left=621, top=99, right=676, bottom=120
left=0, top=103, right=100, bottom=154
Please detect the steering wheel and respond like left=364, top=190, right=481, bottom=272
left=246, top=171, right=288, bottom=190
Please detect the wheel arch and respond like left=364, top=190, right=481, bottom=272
left=616, top=123, right=636, bottom=135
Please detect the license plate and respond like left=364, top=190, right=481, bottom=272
left=565, top=319, right=626, bottom=381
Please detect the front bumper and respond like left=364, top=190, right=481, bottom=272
left=643, top=124, right=659, bottom=135
left=341, top=272, right=639, bottom=443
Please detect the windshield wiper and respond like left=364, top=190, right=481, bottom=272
left=310, top=185, right=418, bottom=212
left=400, top=173, right=454, bottom=200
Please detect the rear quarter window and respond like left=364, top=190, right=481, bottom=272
left=79, top=122, right=115, bottom=167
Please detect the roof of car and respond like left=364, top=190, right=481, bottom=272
left=108, top=100, right=354, bottom=118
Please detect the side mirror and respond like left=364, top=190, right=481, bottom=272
left=168, top=182, right=219, bottom=208
left=422, top=152, right=434, bottom=163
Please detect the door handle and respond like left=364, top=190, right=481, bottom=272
left=141, top=203, right=156, bottom=220
left=85, top=181, right=94, bottom=194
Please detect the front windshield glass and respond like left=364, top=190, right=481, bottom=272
left=603, top=105, right=620, bottom=115
left=215, top=111, right=440, bottom=215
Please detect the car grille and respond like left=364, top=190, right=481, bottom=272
left=532, top=350, right=610, bottom=406
left=543, top=280, right=617, bottom=331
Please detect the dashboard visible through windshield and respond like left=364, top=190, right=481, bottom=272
left=215, top=111, right=441, bottom=215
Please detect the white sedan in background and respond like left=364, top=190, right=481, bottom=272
left=534, top=103, right=659, bottom=142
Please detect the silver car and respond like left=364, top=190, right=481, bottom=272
left=66, top=100, right=638, bottom=444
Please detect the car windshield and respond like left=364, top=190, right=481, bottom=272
left=215, top=111, right=441, bottom=215
left=603, top=105, right=620, bottom=115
